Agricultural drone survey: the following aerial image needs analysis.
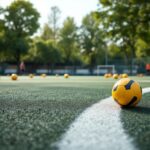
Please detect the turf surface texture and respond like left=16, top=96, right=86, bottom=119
left=0, top=76, right=150, bottom=150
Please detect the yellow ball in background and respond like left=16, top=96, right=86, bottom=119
left=104, top=74, right=109, bottom=78
left=112, top=78, right=142, bottom=107
left=64, top=73, right=69, bottom=78
left=104, top=73, right=113, bottom=78
left=137, top=73, right=144, bottom=77
left=122, top=73, right=128, bottom=78
left=29, top=74, right=34, bottom=78
left=113, top=74, right=118, bottom=79
left=41, top=74, right=46, bottom=78
left=108, top=73, right=112, bottom=78
left=11, top=74, right=18, bottom=80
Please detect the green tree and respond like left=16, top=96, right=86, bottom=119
left=58, top=17, right=79, bottom=65
left=41, top=23, right=53, bottom=41
left=48, top=6, right=61, bottom=43
left=95, top=0, right=150, bottom=68
left=80, top=13, right=106, bottom=73
left=36, top=40, right=61, bottom=71
left=2, top=0, right=40, bottom=72
left=0, top=6, right=5, bottom=53
left=25, top=38, right=61, bottom=73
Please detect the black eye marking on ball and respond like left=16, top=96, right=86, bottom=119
left=113, top=85, right=118, bottom=91
left=125, top=96, right=137, bottom=107
left=114, top=96, right=137, bottom=108
left=125, top=80, right=134, bottom=90
left=114, top=98, right=121, bottom=105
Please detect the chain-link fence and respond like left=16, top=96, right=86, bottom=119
left=0, top=57, right=150, bottom=75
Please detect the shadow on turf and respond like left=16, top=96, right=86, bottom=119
left=123, top=105, right=150, bottom=115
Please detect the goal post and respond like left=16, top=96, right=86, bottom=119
left=96, top=65, right=115, bottom=75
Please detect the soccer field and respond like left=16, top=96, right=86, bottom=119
left=0, top=76, right=150, bottom=150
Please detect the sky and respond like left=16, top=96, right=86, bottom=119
left=0, top=0, right=99, bottom=28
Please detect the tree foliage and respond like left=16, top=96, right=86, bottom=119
left=58, top=17, right=79, bottom=64
left=25, top=38, right=61, bottom=71
left=0, top=1, right=150, bottom=72
left=1, top=0, right=40, bottom=70
left=35, top=40, right=60, bottom=64
left=48, top=6, right=61, bottom=42
left=95, top=0, right=150, bottom=64
left=80, top=13, right=106, bottom=68
left=41, top=23, right=53, bottom=41
left=4, top=0, right=40, bottom=36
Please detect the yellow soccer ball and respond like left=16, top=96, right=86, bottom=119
left=108, top=73, right=112, bottom=78
left=11, top=74, right=18, bottom=80
left=64, top=73, right=69, bottom=78
left=113, top=74, right=118, bottom=79
left=104, top=74, right=109, bottom=78
left=137, top=74, right=144, bottom=77
left=104, top=73, right=107, bottom=78
left=41, top=74, right=46, bottom=78
left=29, top=74, right=34, bottom=78
left=122, top=73, right=128, bottom=78
left=112, top=78, right=142, bottom=107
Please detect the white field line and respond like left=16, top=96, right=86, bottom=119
left=57, top=87, right=150, bottom=150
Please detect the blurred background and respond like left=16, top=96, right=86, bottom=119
left=0, top=0, right=150, bottom=76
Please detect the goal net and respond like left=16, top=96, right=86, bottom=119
left=96, top=65, right=115, bottom=75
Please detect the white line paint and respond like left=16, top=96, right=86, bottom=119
left=57, top=87, right=150, bottom=150
left=142, top=87, right=150, bottom=94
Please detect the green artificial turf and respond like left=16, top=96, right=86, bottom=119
left=0, top=76, right=149, bottom=150
left=121, top=93, right=150, bottom=150
left=0, top=76, right=112, bottom=150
